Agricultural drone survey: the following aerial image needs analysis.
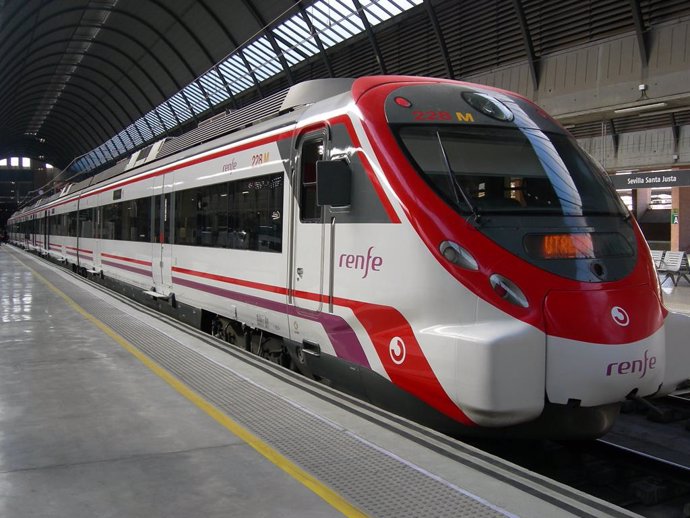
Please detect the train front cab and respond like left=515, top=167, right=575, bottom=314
left=344, top=76, right=690, bottom=437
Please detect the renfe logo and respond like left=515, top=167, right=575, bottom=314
left=611, top=306, right=630, bottom=327
left=606, top=349, right=657, bottom=379
left=339, top=246, right=383, bottom=279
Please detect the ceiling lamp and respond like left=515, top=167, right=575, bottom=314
left=613, top=102, right=668, bottom=114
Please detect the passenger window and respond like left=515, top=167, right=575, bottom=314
left=300, top=138, right=324, bottom=223
left=173, top=174, right=283, bottom=252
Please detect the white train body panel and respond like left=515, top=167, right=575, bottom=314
left=8, top=76, right=690, bottom=438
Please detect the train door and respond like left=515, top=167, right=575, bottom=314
left=43, top=211, right=48, bottom=252
left=31, top=215, right=36, bottom=247
left=46, top=210, right=51, bottom=251
left=89, top=205, right=102, bottom=272
left=151, top=177, right=173, bottom=294
left=289, top=129, right=329, bottom=312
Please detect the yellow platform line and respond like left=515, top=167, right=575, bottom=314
left=11, top=252, right=367, bottom=518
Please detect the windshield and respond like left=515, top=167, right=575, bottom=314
left=398, top=125, right=627, bottom=217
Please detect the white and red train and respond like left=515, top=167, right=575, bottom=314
left=9, top=76, right=690, bottom=438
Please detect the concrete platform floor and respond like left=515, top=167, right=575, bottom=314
left=0, top=247, right=341, bottom=518
left=0, top=245, right=665, bottom=518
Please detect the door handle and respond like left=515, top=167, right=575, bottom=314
left=296, top=267, right=304, bottom=280
left=302, top=340, right=320, bottom=357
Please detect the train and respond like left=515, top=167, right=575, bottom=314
left=8, top=75, right=690, bottom=439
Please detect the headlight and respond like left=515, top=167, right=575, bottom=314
left=489, top=274, right=529, bottom=308
left=439, top=241, right=478, bottom=270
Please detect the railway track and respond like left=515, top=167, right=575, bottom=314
left=468, top=396, right=690, bottom=517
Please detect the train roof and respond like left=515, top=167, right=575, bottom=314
left=8, top=75, right=540, bottom=222
left=11, top=78, right=359, bottom=220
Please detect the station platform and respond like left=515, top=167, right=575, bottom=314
left=0, top=245, right=643, bottom=518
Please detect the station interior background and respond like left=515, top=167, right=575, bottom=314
left=1, top=0, right=689, bottom=249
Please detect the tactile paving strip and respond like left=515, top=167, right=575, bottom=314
left=40, top=265, right=510, bottom=518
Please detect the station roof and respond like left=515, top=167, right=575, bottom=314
left=1, top=0, right=689, bottom=183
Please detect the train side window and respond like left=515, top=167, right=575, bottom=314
left=300, top=137, right=324, bottom=223
left=102, top=203, right=119, bottom=240
left=79, top=209, right=93, bottom=239
left=68, top=211, right=78, bottom=237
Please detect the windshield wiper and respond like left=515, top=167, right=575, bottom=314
left=436, top=132, right=480, bottom=224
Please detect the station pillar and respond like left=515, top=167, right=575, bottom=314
left=671, top=186, right=690, bottom=251
left=632, top=188, right=650, bottom=219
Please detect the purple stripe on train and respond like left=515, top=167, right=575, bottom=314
left=102, top=259, right=151, bottom=278
left=172, top=276, right=371, bottom=368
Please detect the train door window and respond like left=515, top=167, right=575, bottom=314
left=79, top=209, right=93, bottom=239
left=93, top=207, right=101, bottom=239
left=154, top=195, right=161, bottom=243
left=299, top=137, right=324, bottom=223
left=155, top=194, right=171, bottom=244
left=164, top=193, right=171, bottom=244
left=134, top=197, right=152, bottom=241
left=151, top=193, right=171, bottom=244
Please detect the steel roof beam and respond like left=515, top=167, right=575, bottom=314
left=195, top=0, right=261, bottom=102
left=240, top=0, right=296, bottom=85
left=147, top=0, right=218, bottom=113
left=8, top=94, right=114, bottom=152
left=352, top=0, right=387, bottom=74
left=423, top=0, right=453, bottom=79
left=7, top=67, right=146, bottom=146
left=0, top=21, right=188, bottom=128
left=10, top=80, right=133, bottom=154
left=512, top=0, right=539, bottom=90
left=8, top=90, right=114, bottom=147
left=25, top=109, right=102, bottom=160
left=6, top=34, right=173, bottom=134
left=294, top=1, right=334, bottom=77
left=628, top=0, right=648, bottom=66
left=8, top=102, right=103, bottom=151
left=6, top=53, right=158, bottom=139
left=0, top=4, right=204, bottom=124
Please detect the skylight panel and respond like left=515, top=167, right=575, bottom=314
left=306, top=2, right=356, bottom=48
left=182, top=82, right=210, bottom=116
left=156, top=103, right=178, bottom=129
left=273, top=15, right=320, bottom=57
left=273, top=22, right=318, bottom=65
left=243, top=37, right=283, bottom=81
left=93, top=147, right=106, bottom=165
left=73, top=0, right=424, bottom=179
left=135, top=119, right=153, bottom=141
left=122, top=128, right=142, bottom=149
left=145, top=110, right=166, bottom=136
left=199, top=69, right=230, bottom=105
left=168, top=92, right=193, bottom=122
left=218, top=55, right=254, bottom=94
left=327, top=0, right=365, bottom=33
left=117, top=129, right=134, bottom=150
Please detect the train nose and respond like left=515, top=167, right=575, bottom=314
left=543, top=285, right=666, bottom=407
